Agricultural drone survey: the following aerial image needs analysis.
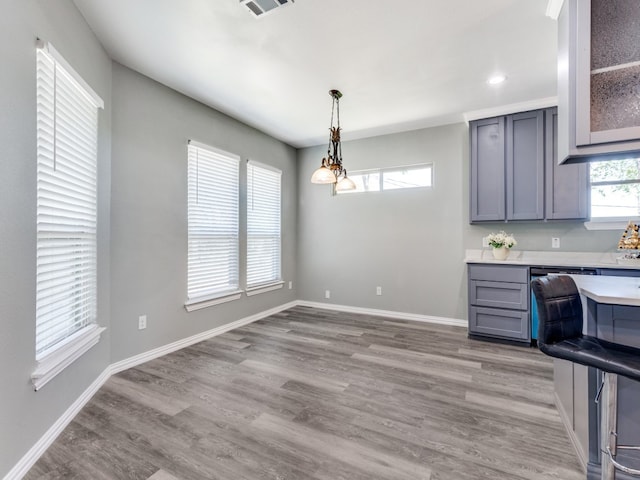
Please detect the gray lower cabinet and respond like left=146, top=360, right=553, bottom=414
left=467, top=264, right=530, bottom=342
left=587, top=303, right=640, bottom=475
left=554, top=359, right=591, bottom=467
left=470, top=107, right=589, bottom=223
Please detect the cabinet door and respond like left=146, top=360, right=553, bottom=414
left=470, top=117, right=505, bottom=222
left=576, top=0, right=640, bottom=146
left=554, top=358, right=574, bottom=429
left=558, top=0, right=640, bottom=160
left=506, top=110, right=544, bottom=220
left=545, top=108, right=589, bottom=220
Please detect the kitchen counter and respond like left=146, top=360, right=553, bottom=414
left=465, top=249, right=640, bottom=270
left=570, top=274, right=640, bottom=307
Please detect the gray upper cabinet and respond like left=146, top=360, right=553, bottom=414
left=506, top=110, right=544, bottom=220
left=558, top=0, right=640, bottom=162
left=470, top=117, right=505, bottom=222
left=470, top=108, right=588, bottom=223
left=545, top=108, right=589, bottom=220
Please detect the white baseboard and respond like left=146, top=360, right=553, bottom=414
left=296, top=300, right=467, bottom=327
left=3, top=300, right=297, bottom=480
left=111, top=300, right=298, bottom=375
left=4, top=298, right=462, bottom=479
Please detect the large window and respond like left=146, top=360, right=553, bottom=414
left=590, top=158, right=640, bottom=219
left=34, top=42, right=104, bottom=389
left=246, top=161, right=282, bottom=293
left=186, top=141, right=240, bottom=310
left=337, top=163, right=433, bottom=194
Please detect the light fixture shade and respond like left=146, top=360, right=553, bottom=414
left=335, top=175, right=356, bottom=192
left=311, top=165, right=336, bottom=184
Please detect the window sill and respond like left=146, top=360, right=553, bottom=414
left=246, top=281, right=284, bottom=297
left=184, top=290, right=243, bottom=312
left=31, top=324, right=106, bottom=391
left=584, top=218, right=640, bottom=231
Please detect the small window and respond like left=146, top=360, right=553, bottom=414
left=590, top=158, right=640, bottom=218
left=347, top=171, right=381, bottom=193
left=338, top=164, right=433, bottom=194
left=186, top=141, right=240, bottom=307
left=383, top=165, right=433, bottom=190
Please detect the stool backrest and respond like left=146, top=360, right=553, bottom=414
left=531, top=275, right=583, bottom=347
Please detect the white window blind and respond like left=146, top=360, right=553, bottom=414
left=35, top=44, right=102, bottom=361
left=247, top=160, right=282, bottom=289
left=187, top=142, right=240, bottom=302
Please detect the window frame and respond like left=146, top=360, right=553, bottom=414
left=32, top=41, right=105, bottom=390
left=246, top=160, right=283, bottom=296
left=185, top=141, right=242, bottom=311
left=336, top=163, right=434, bottom=195
left=586, top=158, right=640, bottom=230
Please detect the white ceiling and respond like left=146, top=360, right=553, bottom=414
left=72, top=0, right=558, bottom=148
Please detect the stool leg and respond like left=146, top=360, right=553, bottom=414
left=601, top=373, right=618, bottom=480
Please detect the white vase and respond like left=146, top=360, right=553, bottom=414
left=492, top=246, right=510, bottom=260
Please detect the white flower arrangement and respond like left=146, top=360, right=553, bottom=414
left=487, top=231, right=517, bottom=249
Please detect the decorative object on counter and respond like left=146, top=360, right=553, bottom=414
left=616, top=221, right=640, bottom=264
left=618, top=220, right=640, bottom=249
left=487, top=231, right=517, bottom=260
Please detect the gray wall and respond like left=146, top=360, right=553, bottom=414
left=0, top=0, right=112, bottom=475
left=110, top=63, right=298, bottom=363
left=297, top=123, right=621, bottom=321
left=298, top=124, right=470, bottom=319
left=0, top=1, right=624, bottom=477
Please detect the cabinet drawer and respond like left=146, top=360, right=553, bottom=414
left=469, top=280, right=528, bottom=310
left=469, top=306, right=529, bottom=341
left=468, top=264, right=528, bottom=283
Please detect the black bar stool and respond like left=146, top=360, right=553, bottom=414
left=531, top=275, right=640, bottom=480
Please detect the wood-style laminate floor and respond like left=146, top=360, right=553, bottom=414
left=25, top=306, right=585, bottom=480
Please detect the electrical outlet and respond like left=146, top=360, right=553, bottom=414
left=288, top=281, right=293, bottom=290
left=552, top=237, right=560, bottom=249
left=325, top=290, right=331, bottom=299
left=138, top=315, right=147, bottom=330
left=482, top=236, right=489, bottom=248
left=376, top=286, right=382, bottom=296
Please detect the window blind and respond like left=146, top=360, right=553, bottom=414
left=187, top=142, right=240, bottom=301
left=247, top=161, right=282, bottom=289
left=36, top=45, right=101, bottom=360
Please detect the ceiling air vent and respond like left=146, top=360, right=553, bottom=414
left=240, top=0, right=293, bottom=18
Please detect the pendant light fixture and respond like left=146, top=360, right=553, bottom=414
left=310, top=89, right=356, bottom=191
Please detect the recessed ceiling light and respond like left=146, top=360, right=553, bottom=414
left=487, top=74, right=507, bottom=85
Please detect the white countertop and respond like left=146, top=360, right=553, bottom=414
left=465, top=249, right=640, bottom=270
left=569, top=274, right=640, bottom=307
